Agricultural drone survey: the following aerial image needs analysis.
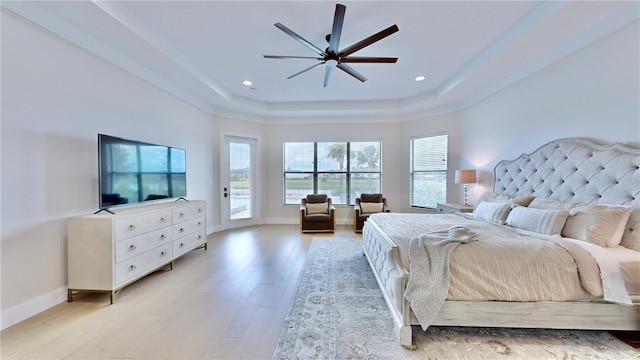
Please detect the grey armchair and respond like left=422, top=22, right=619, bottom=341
left=300, top=194, right=336, bottom=233
left=354, top=193, right=389, bottom=233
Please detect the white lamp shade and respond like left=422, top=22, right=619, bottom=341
left=455, top=170, right=477, bottom=184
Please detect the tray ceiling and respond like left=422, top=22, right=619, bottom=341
left=2, top=1, right=638, bottom=123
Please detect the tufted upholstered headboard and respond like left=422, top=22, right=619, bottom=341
left=493, top=138, right=640, bottom=250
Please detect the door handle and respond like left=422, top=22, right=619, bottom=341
left=223, top=187, right=228, bottom=198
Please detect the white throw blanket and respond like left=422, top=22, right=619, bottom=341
left=403, top=226, right=478, bottom=330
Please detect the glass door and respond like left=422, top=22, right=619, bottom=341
left=221, top=135, right=258, bottom=229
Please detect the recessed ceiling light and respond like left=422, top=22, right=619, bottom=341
left=243, top=80, right=253, bottom=86
left=415, top=75, right=426, bottom=82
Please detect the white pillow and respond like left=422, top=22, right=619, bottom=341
left=505, top=206, right=569, bottom=235
left=476, top=191, right=535, bottom=207
left=306, top=202, right=328, bottom=214
left=562, top=204, right=632, bottom=247
left=360, top=202, right=383, bottom=214
left=472, top=201, right=513, bottom=224
left=527, top=197, right=580, bottom=211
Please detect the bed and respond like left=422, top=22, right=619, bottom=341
left=362, top=138, right=640, bottom=346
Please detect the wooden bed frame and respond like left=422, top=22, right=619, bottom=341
left=362, top=138, right=640, bottom=346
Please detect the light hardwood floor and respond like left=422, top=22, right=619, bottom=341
left=1, top=225, right=359, bottom=359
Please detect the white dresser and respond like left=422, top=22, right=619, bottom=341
left=67, top=200, right=206, bottom=303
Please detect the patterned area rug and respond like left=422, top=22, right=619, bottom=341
left=272, top=236, right=639, bottom=359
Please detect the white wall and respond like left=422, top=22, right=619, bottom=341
left=459, top=21, right=640, bottom=204
left=1, top=11, right=217, bottom=329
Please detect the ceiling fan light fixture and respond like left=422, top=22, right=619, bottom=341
left=242, top=80, right=253, bottom=86
left=415, top=75, right=426, bottom=82
left=325, top=59, right=338, bottom=67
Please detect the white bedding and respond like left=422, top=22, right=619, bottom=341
left=368, top=212, right=639, bottom=307
left=368, top=213, right=599, bottom=303
left=606, top=246, right=640, bottom=296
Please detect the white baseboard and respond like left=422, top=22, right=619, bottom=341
left=1, top=287, right=67, bottom=330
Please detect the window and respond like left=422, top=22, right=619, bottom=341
left=284, top=141, right=381, bottom=205
left=411, top=134, right=448, bottom=208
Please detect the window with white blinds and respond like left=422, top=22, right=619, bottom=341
left=410, top=134, right=448, bottom=208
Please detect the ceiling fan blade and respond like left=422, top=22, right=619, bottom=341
left=337, top=63, right=367, bottom=82
left=264, top=55, right=323, bottom=60
left=324, top=65, right=334, bottom=87
left=274, top=22, right=325, bottom=56
left=341, top=57, right=398, bottom=63
left=328, top=4, right=346, bottom=53
left=286, top=62, right=325, bottom=79
left=338, top=24, right=399, bottom=58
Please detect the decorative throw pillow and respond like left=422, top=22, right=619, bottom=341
left=527, top=197, right=581, bottom=211
left=562, top=204, right=632, bottom=247
left=472, top=201, right=513, bottom=224
left=505, top=206, right=569, bottom=235
left=620, top=208, right=640, bottom=252
left=306, top=202, right=328, bottom=214
left=476, top=191, right=510, bottom=205
left=476, top=191, right=535, bottom=207
left=360, top=202, right=384, bottom=214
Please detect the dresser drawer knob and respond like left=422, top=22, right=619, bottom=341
left=161, top=251, right=167, bottom=257
left=179, top=212, right=184, bottom=217
left=160, top=217, right=166, bottom=222
left=129, top=265, right=136, bottom=271
left=160, top=234, right=166, bottom=240
left=129, top=224, right=136, bottom=230
left=129, top=245, right=136, bottom=251
left=179, top=228, right=185, bottom=233
left=179, top=243, right=185, bottom=248
left=198, top=235, right=202, bottom=240
left=197, top=221, right=202, bottom=226
left=198, top=208, right=202, bottom=212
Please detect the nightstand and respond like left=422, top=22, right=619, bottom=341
left=436, top=202, right=475, bottom=214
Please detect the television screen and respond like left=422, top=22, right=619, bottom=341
left=98, top=134, right=186, bottom=209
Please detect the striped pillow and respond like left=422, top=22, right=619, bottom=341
left=506, top=206, right=569, bottom=235
left=563, top=204, right=632, bottom=247
left=473, top=201, right=513, bottom=224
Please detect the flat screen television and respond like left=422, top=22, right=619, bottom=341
left=98, top=134, right=186, bottom=209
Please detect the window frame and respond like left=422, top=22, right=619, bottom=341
left=410, top=133, right=448, bottom=209
left=283, top=141, right=382, bottom=205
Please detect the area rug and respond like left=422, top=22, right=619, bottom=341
left=272, top=236, right=639, bottom=360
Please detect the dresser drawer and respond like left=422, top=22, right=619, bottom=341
left=115, top=243, right=172, bottom=285
left=173, top=229, right=206, bottom=258
left=115, top=227, right=172, bottom=262
left=173, top=216, right=205, bottom=239
left=173, top=203, right=206, bottom=223
left=115, top=209, right=173, bottom=240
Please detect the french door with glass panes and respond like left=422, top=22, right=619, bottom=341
left=221, top=134, right=258, bottom=229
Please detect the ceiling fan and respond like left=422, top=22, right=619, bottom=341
left=264, top=3, right=399, bottom=87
